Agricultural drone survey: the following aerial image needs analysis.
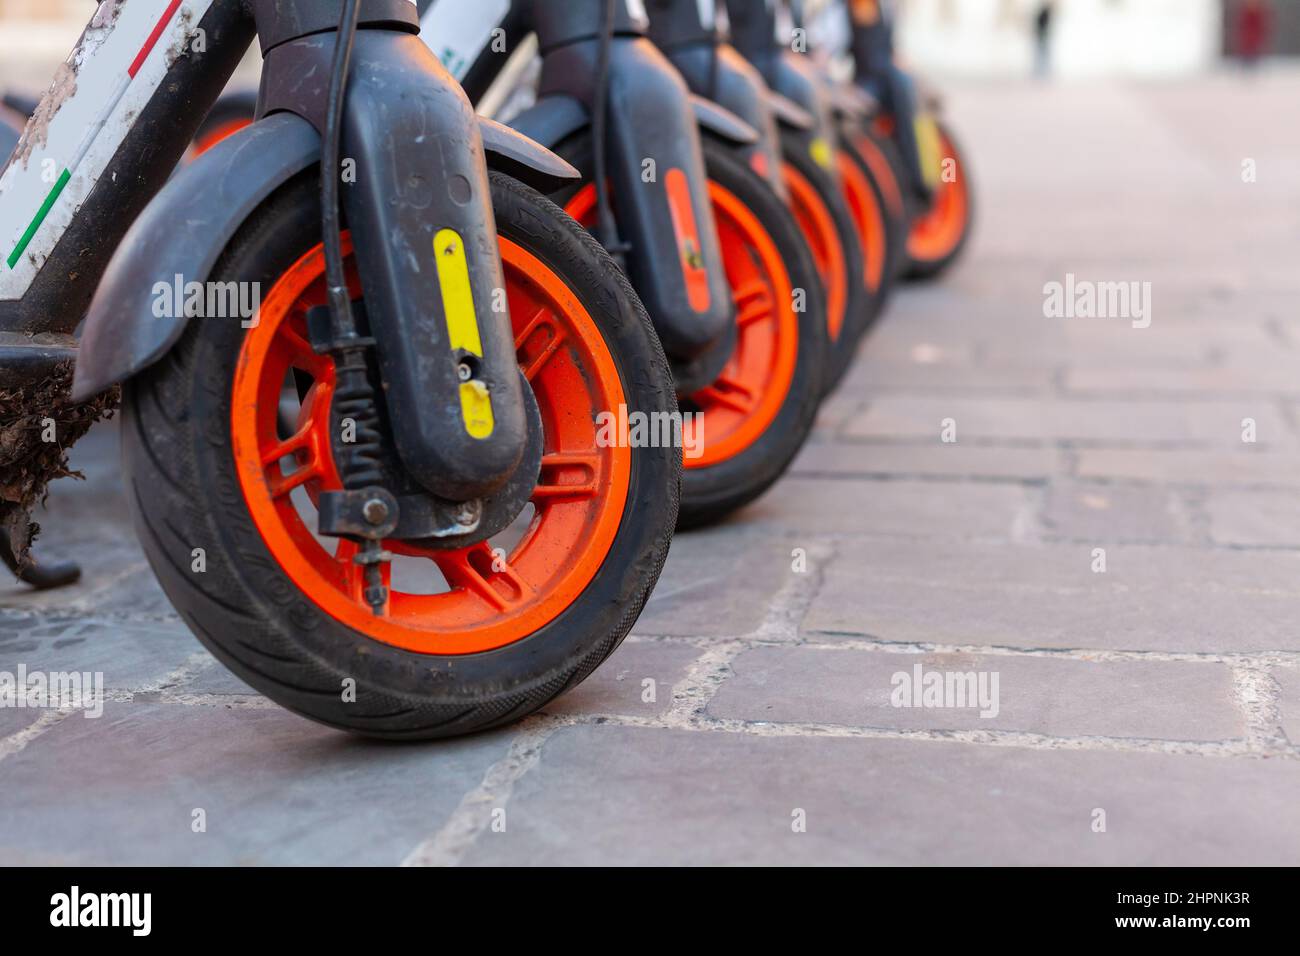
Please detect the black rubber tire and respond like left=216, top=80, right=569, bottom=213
left=779, top=129, right=874, bottom=395
left=860, top=126, right=916, bottom=280
left=549, top=131, right=827, bottom=529
left=904, top=119, right=975, bottom=281
left=838, top=127, right=906, bottom=315
left=121, top=170, right=680, bottom=740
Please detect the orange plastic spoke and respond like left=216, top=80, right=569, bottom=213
left=266, top=458, right=320, bottom=499
left=260, top=425, right=313, bottom=466
left=513, top=305, right=551, bottom=350
left=522, top=331, right=567, bottom=382
left=532, top=451, right=601, bottom=501
left=516, top=307, right=567, bottom=381
left=434, top=542, right=529, bottom=612
left=692, top=376, right=756, bottom=415
left=733, top=278, right=773, bottom=326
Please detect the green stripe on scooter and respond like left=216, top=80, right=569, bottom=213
left=7, top=168, right=71, bottom=269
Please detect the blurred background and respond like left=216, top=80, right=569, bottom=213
left=2, top=1, right=1298, bottom=90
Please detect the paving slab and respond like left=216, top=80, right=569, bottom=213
left=1041, top=480, right=1191, bottom=544
left=458, top=726, right=1300, bottom=866
left=792, top=442, right=1056, bottom=483
left=1204, top=490, right=1300, bottom=548
left=547, top=638, right=703, bottom=719
left=0, top=702, right=512, bottom=866
left=635, top=528, right=799, bottom=636
left=804, top=537, right=1300, bottom=654
left=0, top=611, right=204, bottom=693
left=732, top=477, right=1032, bottom=540
left=844, top=396, right=1292, bottom=448
left=1074, top=447, right=1300, bottom=487
left=708, top=645, right=1242, bottom=741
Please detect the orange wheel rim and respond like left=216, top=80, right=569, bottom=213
left=191, top=117, right=253, bottom=158
left=565, top=182, right=798, bottom=469
left=231, top=234, right=631, bottom=655
left=783, top=162, right=848, bottom=343
left=836, top=149, right=886, bottom=293
left=907, top=128, right=969, bottom=264
left=851, top=132, right=906, bottom=223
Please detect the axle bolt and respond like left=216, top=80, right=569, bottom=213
left=362, top=498, right=389, bottom=526
left=457, top=362, right=473, bottom=382
left=455, top=500, right=481, bottom=527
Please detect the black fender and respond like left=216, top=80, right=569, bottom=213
left=72, top=111, right=578, bottom=403
left=477, top=116, right=580, bottom=192
left=767, top=90, right=814, bottom=131
left=72, top=112, right=320, bottom=402
left=689, top=95, right=758, bottom=146
left=509, top=90, right=758, bottom=153
left=520, top=37, right=739, bottom=370
left=508, top=94, right=591, bottom=152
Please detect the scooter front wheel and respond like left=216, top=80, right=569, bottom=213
left=556, top=133, right=828, bottom=528
left=779, top=130, right=874, bottom=394
left=122, top=171, right=680, bottom=739
left=904, top=119, right=975, bottom=279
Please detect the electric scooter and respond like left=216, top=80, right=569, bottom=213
left=721, top=0, right=885, bottom=392
left=117, top=0, right=832, bottom=523
left=426, top=0, right=830, bottom=526
left=0, top=0, right=680, bottom=739
left=782, top=0, right=909, bottom=290
left=841, top=0, right=974, bottom=278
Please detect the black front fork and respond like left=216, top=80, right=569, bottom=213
left=645, top=0, right=788, bottom=202
left=253, top=0, right=527, bottom=505
left=724, top=0, right=843, bottom=188
left=843, top=0, right=931, bottom=206
left=529, top=0, right=736, bottom=389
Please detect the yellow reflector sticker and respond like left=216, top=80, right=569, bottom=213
left=914, top=113, right=943, bottom=190
left=434, top=228, right=494, bottom=438
left=809, top=137, right=833, bottom=170
left=459, top=380, right=495, bottom=439
left=433, top=227, right=484, bottom=357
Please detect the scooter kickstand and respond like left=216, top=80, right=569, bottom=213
left=0, top=535, right=81, bottom=590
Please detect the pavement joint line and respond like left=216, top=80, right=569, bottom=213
left=789, top=470, right=1048, bottom=487
left=0, top=709, right=73, bottom=766
left=791, top=635, right=1300, bottom=666
left=632, top=631, right=1300, bottom=667
left=822, top=436, right=1296, bottom=452
left=398, top=540, right=839, bottom=866
left=71, top=692, right=1300, bottom=762
left=1228, top=660, right=1292, bottom=753
left=90, top=652, right=218, bottom=705
left=400, top=715, right=559, bottom=867
left=661, top=540, right=836, bottom=726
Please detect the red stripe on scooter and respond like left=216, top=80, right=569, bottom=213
left=664, top=168, right=711, bottom=313
left=128, top=0, right=185, bottom=78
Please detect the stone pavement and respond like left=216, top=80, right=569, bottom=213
left=4, top=73, right=1300, bottom=865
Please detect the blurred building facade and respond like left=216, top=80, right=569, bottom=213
left=895, top=0, right=1226, bottom=77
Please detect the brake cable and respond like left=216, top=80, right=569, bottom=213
left=319, top=0, right=393, bottom=615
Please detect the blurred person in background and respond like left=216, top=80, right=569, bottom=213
left=1033, top=1, right=1056, bottom=79
left=1233, top=0, right=1272, bottom=70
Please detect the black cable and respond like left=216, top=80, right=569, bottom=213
left=320, top=0, right=389, bottom=615
left=322, top=0, right=362, bottom=342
